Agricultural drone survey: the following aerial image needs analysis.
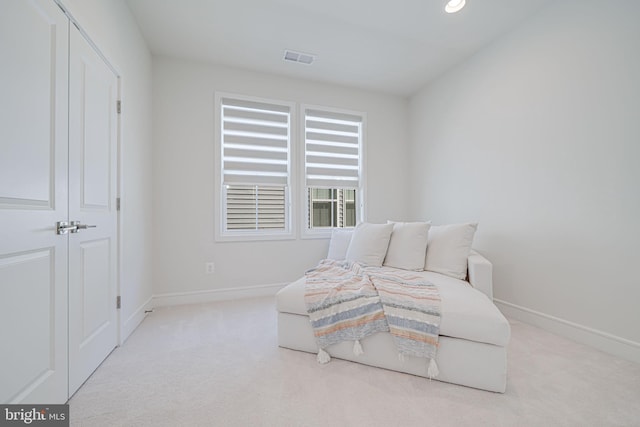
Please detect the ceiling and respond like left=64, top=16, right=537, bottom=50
left=125, top=0, right=556, bottom=96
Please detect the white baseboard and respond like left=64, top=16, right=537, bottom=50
left=121, top=295, right=153, bottom=344
left=494, top=298, right=640, bottom=364
left=153, top=283, right=287, bottom=308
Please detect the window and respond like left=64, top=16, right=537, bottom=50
left=308, top=188, right=357, bottom=228
left=217, top=95, right=294, bottom=239
left=216, top=96, right=365, bottom=241
left=303, top=107, right=364, bottom=235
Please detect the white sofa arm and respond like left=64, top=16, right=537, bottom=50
left=467, top=250, right=493, bottom=300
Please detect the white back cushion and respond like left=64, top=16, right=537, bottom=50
left=326, top=229, right=354, bottom=260
left=383, top=221, right=431, bottom=271
left=425, top=223, right=478, bottom=279
left=346, top=222, right=394, bottom=267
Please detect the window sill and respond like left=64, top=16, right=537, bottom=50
left=301, top=227, right=355, bottom=240
left=215, top=231, right=296, bottom=243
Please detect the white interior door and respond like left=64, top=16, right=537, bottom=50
left=0, top=0, right=70, bottom=404
left=68, top=24, right=119, bottom=397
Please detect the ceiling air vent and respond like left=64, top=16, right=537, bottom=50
left=283, top=49, right=315, bottom=65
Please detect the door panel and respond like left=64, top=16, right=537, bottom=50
left=0, top=250, right=55, bottom=402
left=0, top=0, right=69, bottom=404
left=80, top=60, right=113, bottom=209
left=0, top=0, right=63, bottom=205
left=68, top=25, right=118, bottom=397
left=79, top=239, right=111, bottom=344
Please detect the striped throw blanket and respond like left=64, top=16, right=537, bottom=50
left=305, top=259, right=441, bottom=377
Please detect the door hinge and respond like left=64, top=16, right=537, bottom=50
left=116, top=296, right=121, bottom=309
left=117, top=100, right=122, bottom=114
left=116, top=197, right=121, bottom=211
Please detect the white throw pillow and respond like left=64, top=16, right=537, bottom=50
left=326, top=229, right=354, bottom=260
left=425, top=223, right=478, bottom=279
left=383, top=221, right=431, bottom=271
left=345, top=222, right=394, bottom=267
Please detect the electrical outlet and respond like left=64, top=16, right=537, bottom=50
left=206, top=262, right=215, bottom=274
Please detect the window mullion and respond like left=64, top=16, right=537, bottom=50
left=255, top=185, right=259, bottom=230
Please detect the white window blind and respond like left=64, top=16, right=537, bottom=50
left=304, top=108, right=362, bottom=189
left=220, top=96, right=291, bottom=234
left=222, top=97, right=290, bottom=186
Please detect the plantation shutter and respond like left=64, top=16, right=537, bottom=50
left=305, top=108, right=362, bottom=189
left=225, top=185, right=285, bottom=230
left=222, top=97, right=290, bottom=186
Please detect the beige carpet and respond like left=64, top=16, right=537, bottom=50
left=69, top=297, right=640, bottom=426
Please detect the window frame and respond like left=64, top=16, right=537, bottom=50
left=300, top=104, right=366, bottom=239
left=214, top=92, right=297, bottom=242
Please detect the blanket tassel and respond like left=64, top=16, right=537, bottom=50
left=317, top=348, right=331, bottom=364
left=398, top=353, right=405, bottom=363
left=427, top=358, right=439, bottom=379
left=353, top=340, right=364, bottom=356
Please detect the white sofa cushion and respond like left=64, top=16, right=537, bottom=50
left=345, top=222, right=394, bottom=267
left=425, top=223, right=478, bottom=280
left=276, top=270, right=510, bottom=347
left=326, top=229, right=353, bottom=260
left=419, top=270, right=509, bottom=347
left=383, top=221, right=430, bottom=271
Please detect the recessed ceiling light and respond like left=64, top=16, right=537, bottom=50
left=283, top=49, right=315, bottom=65
left=445, top=0, right=466, bottom=13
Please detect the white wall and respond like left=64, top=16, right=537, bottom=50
left=152, top=57, right=409, bottom=299
left=409, top=0, right=640, bottom=360
left=59, top=0, right=154, bottom=340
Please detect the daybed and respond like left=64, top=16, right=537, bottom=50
left=276, top=222, right=511, bottom=393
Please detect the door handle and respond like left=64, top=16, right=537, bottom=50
left=71, top=221, right=97, bottom=232
left=56, top=221, right=97, bottom=234
left=56, top=221, right=77, bottom=235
